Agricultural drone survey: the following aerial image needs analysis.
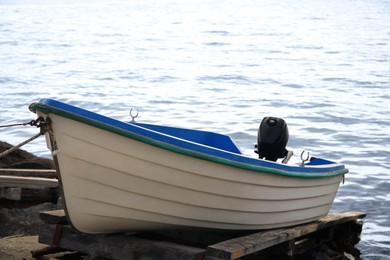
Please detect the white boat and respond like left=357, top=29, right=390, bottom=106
left=29, top=99, right=347, bottom=234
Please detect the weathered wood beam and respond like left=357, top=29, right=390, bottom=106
left=205, top=211, right=366, bottom=260
left=0, top=175, right=58, bottom=189
left=0, top=168, right=57, bottom=178
left=40, top=210, right=68, bottom=224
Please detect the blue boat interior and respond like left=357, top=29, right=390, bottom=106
left=133, top=123, right=242, bottom=154
left=130, top=123, right=340, bottom=170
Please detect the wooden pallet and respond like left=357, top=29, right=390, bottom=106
left=34, top=210, right=366, bottom=260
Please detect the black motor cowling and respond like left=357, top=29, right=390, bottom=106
left=256, top=117, right=289, bottom=161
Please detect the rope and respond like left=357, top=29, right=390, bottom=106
left=0, top=120, right=36, bottom=128
left=0, top=132, right=44, bottom=158
left=0, top=117, right=48, bottom=158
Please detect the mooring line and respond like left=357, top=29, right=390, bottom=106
left=0, top=121, right=35, bottom=128
left=0, top=132, right=44, bottom=158
left=0, top=117, right=48, bottom=158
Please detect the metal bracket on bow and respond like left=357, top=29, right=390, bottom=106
left=300, top=150, right=310, bottom=166
left=130, top=108, right=139, bottom=122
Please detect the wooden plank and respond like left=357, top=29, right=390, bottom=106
left=38, top=224, right=205, bottom=260
left=0, top=175, right=58, bottom=189
left=40, top=210, right=68, bottom=224
left=205, top=211, right=366, bottom=260
left=0, top=168, right=57, bottom=178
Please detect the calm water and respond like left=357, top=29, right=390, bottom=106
left=1, top=0, right=389, bottom=258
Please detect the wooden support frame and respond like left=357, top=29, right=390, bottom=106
left=204, top=211, right=366, bottom=259
left=36, top=211, right=365, bottom=260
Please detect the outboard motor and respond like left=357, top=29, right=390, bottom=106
left=256, top=117, right=290, bottom=162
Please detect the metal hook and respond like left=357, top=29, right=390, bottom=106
left=130, top=108, right=139, bottom=122
left=300, top=150, right=310, bottom=166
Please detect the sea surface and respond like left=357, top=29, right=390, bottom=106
left=1, top=0, right=389, bottom=258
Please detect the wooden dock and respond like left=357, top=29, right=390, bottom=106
left=33, top=210, right=366, bottom=260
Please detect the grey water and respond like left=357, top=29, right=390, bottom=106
left=1, top=0, right=389, bottom=258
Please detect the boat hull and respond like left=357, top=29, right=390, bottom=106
left=40, top=113, right=344, bottom=234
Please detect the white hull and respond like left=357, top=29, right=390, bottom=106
left=42, top=113, right=343, bottom=234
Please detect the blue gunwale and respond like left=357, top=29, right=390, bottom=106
left=29, top=98, right=348, bottom=178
